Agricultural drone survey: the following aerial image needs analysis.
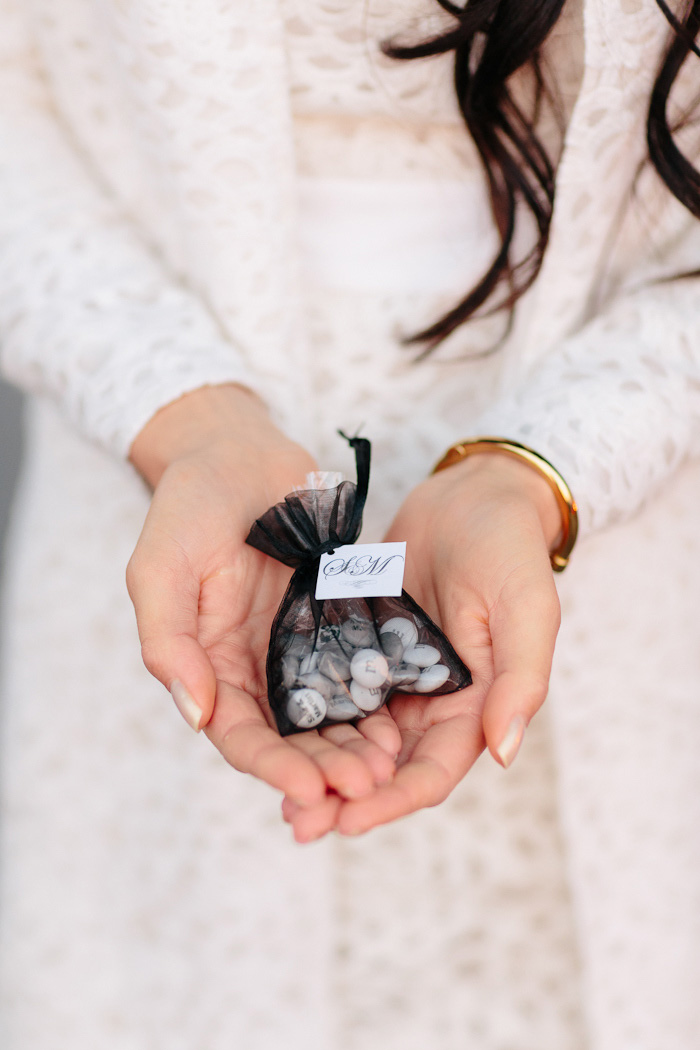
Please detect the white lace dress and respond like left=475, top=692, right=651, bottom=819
left=1, top=2, right=700, bottom=1048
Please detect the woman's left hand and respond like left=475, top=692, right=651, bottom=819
left=281, top=453, right=564, bottom=842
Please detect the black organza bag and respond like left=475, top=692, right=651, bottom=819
left=246, top=434, right=472, bottom=735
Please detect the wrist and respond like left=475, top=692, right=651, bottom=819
left=432, top=437, right=578, bottom=570
left=449, top=453, right=563, bottom=549
left=129, top=383, right=298, bottom=488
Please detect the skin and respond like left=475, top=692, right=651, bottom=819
left=127, top=383, right=562, bottom=842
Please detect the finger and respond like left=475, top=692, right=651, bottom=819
left=126, top=545, right=216, bottom=731
left=206, top=681, right=326, bottom=806
left=319, top=722, right=397, bottom=786
left=482, top=570, right=561, bottom=768
left=336, top=706, right=483, bottom=836
left=288, top=731, right=376, bottom=801
left=353, top=708, right=403, bottom=760
left=281, top=796, right=299, bottom=823
left=282, top=793, right=342, bottom=844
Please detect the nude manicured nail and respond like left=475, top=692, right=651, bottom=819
left=496, top=715, right=527, bottom=768
left=297, top=829, right=327, bottom=845
left=170, top=679, right=203, bottom=732
left=343, top=786, right=372, bottom=800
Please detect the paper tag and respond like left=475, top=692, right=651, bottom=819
left=315, top=542, right=406, bottom=600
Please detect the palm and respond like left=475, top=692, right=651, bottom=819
left=375, top=493, right=494, bottom=757
left=157, top=512, right=400, bottom=805
left=327, top=565, right=493, bottom=833
left=127, top=391, right=401, bottom=828
left=283, top=542, right=495, bottom=841
left=287, top=466, right=558, bottom=840
left=285, top=587, right=492, bottom=839
left=197, top=543, right=292, bottom=721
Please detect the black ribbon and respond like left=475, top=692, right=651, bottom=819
left=246, top=432, right=372, bottom=643
left=246, top=432, right=371, bottom=568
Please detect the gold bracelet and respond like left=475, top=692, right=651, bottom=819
left=432, top=437, right=579, bottom=572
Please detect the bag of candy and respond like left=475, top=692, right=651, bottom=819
left=245, top=434, right=472, bottom=735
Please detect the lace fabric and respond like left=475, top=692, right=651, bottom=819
left=1, top=0, right=698, bottom=531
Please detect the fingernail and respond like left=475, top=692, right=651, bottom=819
left=297, top=829, right=327, bottom=845
left=496, top=715, right=527, bottom=768
left=343, top=785, right=373, bottom=801
left=170, top=679, right=203, bottom=732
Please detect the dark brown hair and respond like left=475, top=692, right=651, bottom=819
left=384, top=0, right=700, bottom=352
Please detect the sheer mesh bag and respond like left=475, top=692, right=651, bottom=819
left=246, top=435, right=472, bottom=735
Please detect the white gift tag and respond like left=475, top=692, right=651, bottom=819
left=315, top=542, right=406, bottom=600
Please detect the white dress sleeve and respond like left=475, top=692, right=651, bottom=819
left=471, top=277, right=700, bottom=537
left=0, top=4, right=262, bottom=459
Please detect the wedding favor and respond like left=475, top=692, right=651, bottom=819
left=246, top=434, right=472, bottom=735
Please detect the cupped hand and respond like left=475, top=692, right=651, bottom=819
left=126, top=384, right=400, bottom=809
left=283, top=452, right=563, bottom=842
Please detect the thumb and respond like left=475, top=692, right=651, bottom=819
left=126, top=548, right=217, bottom=732
left=482, top=568, right=560, bottom=768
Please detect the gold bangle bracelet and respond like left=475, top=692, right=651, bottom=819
left=432, top=437, right=579, bottom=572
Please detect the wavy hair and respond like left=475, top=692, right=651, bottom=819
left=383, top=0, right=700, bottom=352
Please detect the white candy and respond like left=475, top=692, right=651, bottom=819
left=299, top=651, right=319, bottom=675
left=391, top=663, right=420, bottom=688
left=297, top=672, right=333, bottom=700
left=286, top=688, right=327, bottom=728
left=283, top=633, right=308, bottom=659
left=379, top=617, right=418, bottom=649
left=281, top=654, right=300, bottom=689
left=350, top=648, right=389, bottom=688
left=403, top=644, right=440, bottom=668
left=379, top=631, right=404, bottom=661
left=340, top=617, right=375, bottom=649
left=318, top=649, right=352, bottom=683
left=318, top=624, right=341, bottom=645
left=350, top=680, right=385, bottom=712
left=413, top=664, right=450, bottom=692
left=326, top=695, right=364, bottom=721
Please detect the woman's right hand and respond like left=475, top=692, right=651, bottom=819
left=126, top=384, right=400, bottom=823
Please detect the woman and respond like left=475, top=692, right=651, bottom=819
left=1, top=1, right=699, bottom=1047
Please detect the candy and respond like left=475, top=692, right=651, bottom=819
left=286, top=688, right=327, bottom=728
left=281, top=654, right=300, bottom=689
left=280, top=609, right=460, bottom=728
left=413, top=664, right=450, bottom=692
left=282, top=632, right=309, bottom=659
left=350, top=648, right=389, bottom=688
left=379, top=617, right=418, bottom=649
left=379, top=631, right=404, bottom=661
left=340, top=616, right=375, bottom=649
left=403, top=644, right=440, bottom=668
left=391, top=663, right=421, bottom=688
left=297, top=672, right=334, bottom=700
left=299, top=651, right=320, bottom=675
left=327, top=695, right=364, bottom=720
left=318, top=624, right=341, bottom=645
left=318, top=649, right=352, bottom=683
left=350, top=680, right=385, bottom=712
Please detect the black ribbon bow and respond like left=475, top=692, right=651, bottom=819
left=246, top=431, right=370, bottom=569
